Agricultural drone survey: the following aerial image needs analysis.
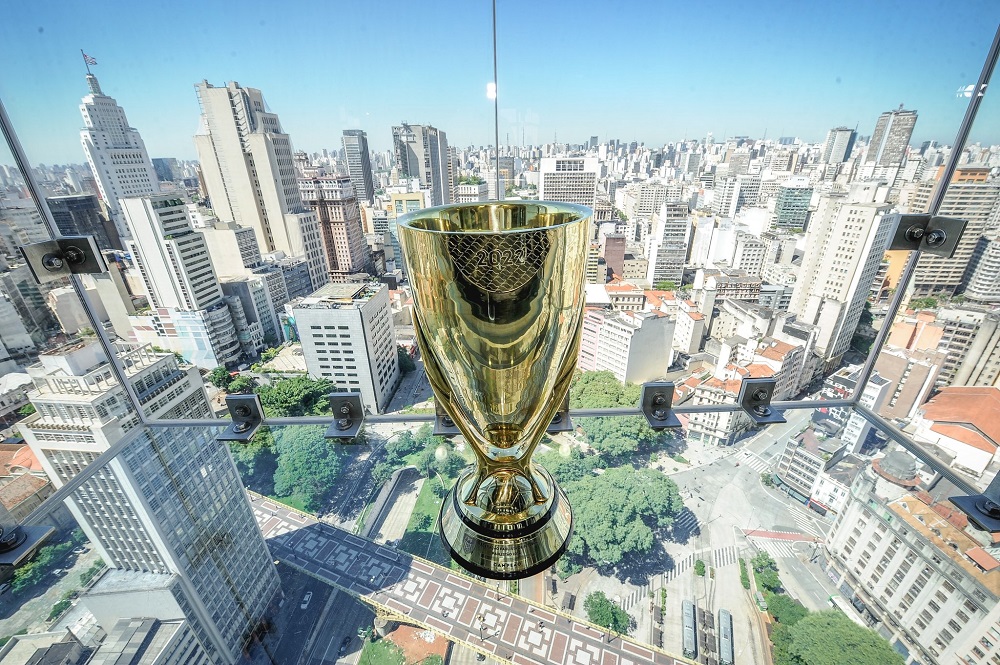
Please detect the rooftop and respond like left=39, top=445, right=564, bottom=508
left=294, top=282, right=384, bottom=309
left=87, top=569, right=177, bottom=595
left=920, top=387, right=1000, bottom=446
left=0, top=474, right=49, bottom=509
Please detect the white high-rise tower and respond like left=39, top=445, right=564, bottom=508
left=79, top=74, right=160, bottom=239
left=194, top=81, right=328, bottom=290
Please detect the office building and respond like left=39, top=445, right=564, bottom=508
left=454, top=182, right=489, bottom=203
left=821, top=126, right=858, bottom=164
left=908, top=173, right=1000, bottom=297
left=774, top=429, right=846, bottom=503
left=965, top=232, right=1000, bottom=303
left=19, top=341, right=279, bottom=664
left=788, top=182, right=894, bottom=370
left=78, top=74, right=159, bottom=239
left=194, top=81, right=328, bottom=290
left=392, top=123, right=452, bottom=206
left=772, top=177, right=812, bottom=230
left=289, top=282, right=400, bottom=413
left=711, top=174, right=760, bottom=218
left=644, top=203, right=690, bottom=285
left=342, top=129, right=375, bottom=204
left=686, top=374, right=753, bottom=447
left=576, top=309, right=674, bottom=384
left=538, top=157, right=599, bottom=208
left=298, top=176, right=370, bottom=282
left=864, top=108, right=918, bottom=166
left=826, top=457, right=1000, bottom=665
left=200, top=221, right=263, bottom=277
left=122, top=195, right=242, bottom=367
left=46, top=193, right=121, bottom=251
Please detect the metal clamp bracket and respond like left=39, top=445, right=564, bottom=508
left=639, top=382, right=682, bottom=430
left=886, top=213, right=968, bottom=258
left=18, top=235, right=108, bottom=285
left=737, top=378, right=786, bottom=426
left=433, top=402, right=462, bottom=438
left=951, top=473, right=1000, bottom=533
left=217, top=394, right=265, bottom=442
left=325, top=394, right=365, bottom=441
left=546, top=393, right=574, bottom=434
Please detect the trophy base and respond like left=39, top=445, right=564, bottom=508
left=437, top=469, right=573, bottom=580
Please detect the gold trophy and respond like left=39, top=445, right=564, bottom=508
left=398, top=202, right=590, bottom=579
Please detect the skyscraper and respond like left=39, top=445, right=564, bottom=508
left=644, top=202, right=690, bottom=285
left=47, top=193, right=121, bottom=251
left=864, top=108, right=918, bottom=166
left=820, top=126, right=857, bottom=164
left=298, top=175, right=371, bottom=282
left=194, top=81, right=328, bottom=290
left=772, top=177, right=813, bottom=230
left=19, top=341, right=280, bottom=664
left=342, top=130, right=375, bottom=204
left=79, top=74, right=160, bottom=240
left=122, top=195, right=243, bottom=367
left=392, top=123, right=452, bottom=206
left=789, top=182, right=894, bottom=371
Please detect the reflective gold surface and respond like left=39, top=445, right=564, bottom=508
left=398, top=202, right=590, bottom=579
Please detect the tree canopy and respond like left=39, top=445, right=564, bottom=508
left=272, top=426, right=344, bottom=512
left=397, top=346, right=416, bottom=373
left=564, top=466, right=683, bottom=566
left=535, top=448, right=598, bottom=484
left=257, top=376, right=336, bottom=417
left=583, top=591, right=630, bottom=633
left=569, top=372, right=666, bottom=459
left=208, top=366, right=232, bottom=390
left=780, top=611, right=904, bottom=665
left=766, top=593, right=810, bottom=625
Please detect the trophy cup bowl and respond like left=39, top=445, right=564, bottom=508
left=398, top=201, right=591, bottom=579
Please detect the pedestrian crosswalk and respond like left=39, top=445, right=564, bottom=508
left=749, top=537, right=799, bottom=559
left=621, top=585, right=648, bottom=612
left=671, top=510, right=700, bottom=535
left=791, top=510, right=823, bottom=538
left=664, top=552, right=695, bottom=584
left=738, top=449, right=771, bottom=473
left=712, top=545, right=738, bottom=568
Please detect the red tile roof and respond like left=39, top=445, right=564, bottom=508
left=0, top=474, right=48, bottom=509
left=966, top=546, right=1000, bottom=572
left=921, top=387, right=1000, bottom=446
left=930, top=424, right=996, bottom=454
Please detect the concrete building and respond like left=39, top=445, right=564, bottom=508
left=200, top=221, right=263, bottom=277
left=686, top=373, right=753, bottom=447
left=825, top=456, right=1000, bottom=665
left=454, top=182, right=489, bottom=203
left=774, top=429, right=846, bottom=504
left=538, top=157, right=599, bottom=209
left=19, top=341, right=278, bottom=664
left=772, top=177, right=812, bottom=230
left=298, top=176, right=371, bottom=282
left=821, top=126, right=858, bottom=164
left=47, top=193, right=120, bottom=251
left=342, top=129, right=375, bottom=204
left=619, top=181, right=668, bottom=219
left=908, top=174, right=1000, bottom=298
left=911, top=387, right=1000, bottom=480
left=90, top=616, right=209, bottom=665
left=965, top=232, right=1000, bottom=303
left=788, top=182, right=894, bottom=370
left=121, top=196, right=242, bottom=367
left=874, top=347, right=945, bottom=421
left=864, top=108, right=918, bottom=166
left=891, top=307, right=1000, bottom=387
left=711, top=174, right=760, bottom=218
left=392, top=124, right=452, bottom=206
left=0, top=373, right=31, bottom=426
left=289, top=283, right=400, bottom=413
left=194, top=81, right=327, bottom=290
left=78, top=74, right=159, bottom=239
left=576, top=309, right=673, bottom=384
left=644, top=203, right=690, bottom=286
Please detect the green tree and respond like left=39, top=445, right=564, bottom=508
left=653, top=280, right=677, bottom=291
left=785, top=611, right=904, bottom=665
left=435, top=449, right=467, bottom=478
left=386, top=431, right=421, bottom=459
left=17, top=404, right=35, bottom=416
left=910, top=296, right=939, bottom=310
left=272, top=426, right=343, bottom=511
left=228, top=426, right=277, bottom=486
left=694, top=559, right=706, bottom=576
left=766, top=593, right=809, bottom=625
left=752, top=550, right=777, bottom=573
left=584, top=591, right=630, bottom=633
left=535, top=448, right=597, bottom=484
left=257, top=376, right=336, bottom=417
left=564, top=467, right=683, bottom=566
left=397, top=346, right=416, bottom=373
left=208, top=366, right=233, bottom=390
left=570, top=372, right=665, bottom=459
left=260, top=347, right=280, bottom=364
left=227, top=375, right=257, bottom=394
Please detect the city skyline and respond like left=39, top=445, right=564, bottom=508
left=0, top=1, right=998, bottom=165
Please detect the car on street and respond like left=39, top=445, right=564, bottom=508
left=0, top=583, right=10, bottom=595
left=339, top=636, right=351, bottom=656
left=52, top=569, right=66, bottom=576
left=300, top=591, right=312, bottom=609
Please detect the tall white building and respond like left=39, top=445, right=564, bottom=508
left=644, top=203, right=690, bottom=285
left=79, top=74, right=159, bottom=239
left=789, top=182, right=894, bottom=370
left=19, top=341, right=279, bottom=664
left=290, top=282, right=400, bottom=413
left=821, top=127, right=857, bottom=164
left=712, top=174, right=760, bottom=218
left=194, top=81, right=328, bottom=290
left=342, top=129, right=375, bottom=204
left=122, top=195, right=243, bottom=367
left=577, top=309, right=674, bottom=384
left=864, top=108, right=918, bottom=166
left=392, top=123, right=452, bottom=206
left=538, top=157, right=599, bottom=209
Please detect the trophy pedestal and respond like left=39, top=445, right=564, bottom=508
left=437, top=466, right=573, bottom=580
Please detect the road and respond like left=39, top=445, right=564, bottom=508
left=251, top=497, right=695, bottom=665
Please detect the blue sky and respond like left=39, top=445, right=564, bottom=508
left=1, top=1, right=998, bottom=165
